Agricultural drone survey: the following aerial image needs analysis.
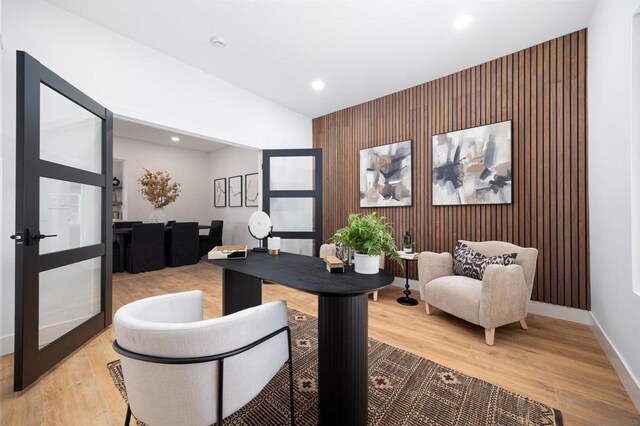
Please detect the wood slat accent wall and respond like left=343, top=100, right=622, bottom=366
left=312, top=30, right=589, bottom=309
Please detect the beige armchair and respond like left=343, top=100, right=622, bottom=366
left=418, top=240, right=538, bottom=345
left=320, top=243, right=385, bottom=301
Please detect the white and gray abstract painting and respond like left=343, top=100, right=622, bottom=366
left=359, top=140, right=412, bottom=207
left=432, top=121, right=512, bottom=205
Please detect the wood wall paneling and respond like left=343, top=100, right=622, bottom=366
left=312, top=30, right=589, bottom=309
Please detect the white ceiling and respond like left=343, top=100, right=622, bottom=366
left=46, top=0, right=596, bottom=118
left=113, top=117, right=233, bottom=152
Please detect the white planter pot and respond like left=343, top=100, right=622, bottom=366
left=354, top=253, right=381, bottom=274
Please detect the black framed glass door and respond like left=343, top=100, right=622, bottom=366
left=12, top=51, right=113, bottom=391
left=262, top=149, right=322, bottom=256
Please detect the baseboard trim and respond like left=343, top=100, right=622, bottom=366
left=391, top=276, right=420, bottom=290
left=590, top=313, right=640, bottom=413
left=0, top=315, right=93, bottom=356
left=527, top=301, right=594, bottom=325
left=0, top=334, right=13, bottom=356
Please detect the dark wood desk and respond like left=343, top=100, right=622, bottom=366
left=206, top=251, right=394, bottom=426
left=113, top=224, right=210, bottom=271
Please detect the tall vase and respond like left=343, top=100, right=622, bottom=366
left=335, top=242, right=353, bottom=265
left=149, top=208, right=167, bottom=223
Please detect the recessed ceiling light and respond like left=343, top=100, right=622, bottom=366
left=453, top=14, right=473, bottom=30
left=311, top=80, right=325, bottom=91
left=171, top=136, right=180, bottom=142
left=210, top=36, right=227, bottom=48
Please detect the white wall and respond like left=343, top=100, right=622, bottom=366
left=208, top=146, right=261, bottom=248
left=588, top=0, right=640, bottom=399
left=114, top=136, right=211, bottom=224
left=632, top=12, right=640, bottom=296
left=0, top=0, right=311, bottom=354
left=2, top=0, right=311, bottom=150
left=0, top=0, right=5, bottom=356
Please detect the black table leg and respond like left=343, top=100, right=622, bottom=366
left=222, top=269, right=262, bottom=315
left=397, top=258, right=418, bottom=306
left=318, top=293, right=368, bottom=426
left=116, top=233, right=125, bottom=273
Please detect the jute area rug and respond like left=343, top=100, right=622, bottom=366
left=108, top=309, right=562, bottom=425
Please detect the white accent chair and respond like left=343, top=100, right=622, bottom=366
left=113, top=290, right=293, bottom=426
left=320, top=243, right=385, bottom=301
left=418, top=241, right=538, bottom=346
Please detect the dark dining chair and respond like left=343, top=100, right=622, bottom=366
left=198, top=220, right=223, bottom=258
left=167, top=220, right=176, bottom=226
left=126, top=223, right=165, bottom=273
left=113, top=221, right=142, bottom=273
left=166, top=222, right=199, bottom=267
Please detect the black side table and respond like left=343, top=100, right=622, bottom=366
left=397, top=254, right=419, bottom=306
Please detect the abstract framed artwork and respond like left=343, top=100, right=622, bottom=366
left=359, top=140, right=412, bottom=207
left=432, top=120, right=512, bottom=206
left=245, top=173, right=259, bottom=207
left=214, top=178, right=226, bottom=207
left=228, top=175, right=243, bottom=207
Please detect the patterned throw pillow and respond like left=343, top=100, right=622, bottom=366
left=453, top=241, right=518, bottom=280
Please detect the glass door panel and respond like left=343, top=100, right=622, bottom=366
left=40, top=83, right=102, bottom=174
left=269, top=198, right=315, bottom=232
left=269, top=156, right=315, bottom=190
left=39, top=178, right=102, bottom=255
left=38, top=258, right=101, bottom=347
left=280, top=239, right=314, bottom=256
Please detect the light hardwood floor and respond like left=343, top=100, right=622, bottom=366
left=1, top=263, right=639, bottom=425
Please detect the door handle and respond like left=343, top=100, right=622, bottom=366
left=32, top=233, right=57, bottom=240
left=10, top=229, right=56, bottom=246
left=10, top=233, right=24, bottom=245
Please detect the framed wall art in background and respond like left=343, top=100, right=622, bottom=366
left=214, top=178, right=226, bottom=207
left=359, top=140, right=412, bottom=207
left=245, top=173, right=259, bottom=207
left=432, top=120, right=512, bottom=206
left=228, top=175, right=243, bottom=207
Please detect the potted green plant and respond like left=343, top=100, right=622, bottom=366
left=331, top=212, right=402, bottom=274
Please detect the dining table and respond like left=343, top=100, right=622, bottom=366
left=112, top=224, right=211, bottom=272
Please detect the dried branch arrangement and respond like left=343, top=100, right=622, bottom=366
left=137, top=168, right=182, bottom=208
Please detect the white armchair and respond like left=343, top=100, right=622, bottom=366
left=113, top=290, right=293, bottom=426
left=418, top=241, right=538, bottom=345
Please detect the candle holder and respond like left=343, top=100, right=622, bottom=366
left=267, top=237, right=281, bottom=255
